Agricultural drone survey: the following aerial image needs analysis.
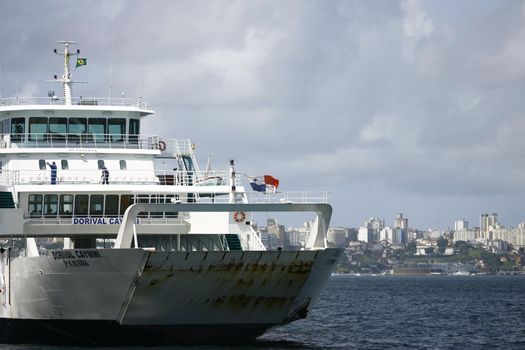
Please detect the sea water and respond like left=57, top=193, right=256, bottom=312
left=1, top=275, right=524, bottom=349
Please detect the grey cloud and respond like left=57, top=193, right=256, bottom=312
left=1, top=0, right=524, bottom=228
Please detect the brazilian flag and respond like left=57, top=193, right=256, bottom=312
left=76, top=57, right=87, bottom=68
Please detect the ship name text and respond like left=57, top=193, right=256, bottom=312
left=51, top=249, right=102, bottom=268
left=73, top=217, right=123, bottom=225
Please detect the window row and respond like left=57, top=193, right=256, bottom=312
left=5, top=117, right=140, bottom=143
left=28, top=194, right=179, bottom=218
left=38, top=159, right=127, bottom=170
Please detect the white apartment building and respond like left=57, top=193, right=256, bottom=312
left=454, top=219, right=468, bottom=231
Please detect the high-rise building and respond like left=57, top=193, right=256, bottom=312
left=480, top=213, right=497, bottom=231
left=393, top=214, right=408, bottom=245
left=394, top=213, right=408, bottom=230
left=358, top=227, right=374, bottom=243
left=454, top=219, right=468, bottom=231
left=267, top=218, right=285, bottom=248
left=480, top=214, right=489, bottom=232
left=489, top=213, right=498, bottom=227
left=327, top=227, right=347, bottom=248
left=480, top=213, right=498, bottom=240
left=284, top=229, right=305, bottom=249
left=379, top=227, right=393, bottom=243
left=358, top=217, right=384, bottom=243
left=516, top=222, right=525, bottom=250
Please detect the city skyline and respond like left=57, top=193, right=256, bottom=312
left=1, top=1, right=525, bottom=228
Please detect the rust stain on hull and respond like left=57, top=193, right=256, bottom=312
left=120, top=249, right=341, bottom=326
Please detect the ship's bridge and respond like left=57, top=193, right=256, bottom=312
left=0, top=97, right=154, bottom=151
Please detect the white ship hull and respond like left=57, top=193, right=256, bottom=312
left=0, top=248, right=341, bottom=345
left=0, top=41, right=339, bottom=345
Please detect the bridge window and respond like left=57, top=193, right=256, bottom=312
left=28, top=194, right=43, bottom=217
left=74, top=195, right=88, bottom=216
left=108, top=118, right=126, bottom=143
left=88, top=118, right=107, bottom=143
left=68, top=118, right=87, bottom=142
left=39, top=159, right=46, bottom=170
left=90, top=195, right=104, bottom=217
left=61, top=159, right=69, bottom=170
left=119, top=160, right=127, bottom=170
left=44, top=194, right=58, bottom=217
left=129, top=119, right=139, bottom=143
left=97, top=160, right=105, bottom=170
left=60, top=194, right=73, bottom=217
left=105, top=195, right=119, bottom=216
left=10, top=118, right=25, bottom=142
left=29, top=117, right=48, bottom=141
left=49, top=117, right=67, bottom=142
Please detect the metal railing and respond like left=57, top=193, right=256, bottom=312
left=0, top=133, right=152, bottom=150
left=0, top=169, right=234, bottom=187
left=0, top=134, right=197, bottom=154
left=25, top=215, right=187, bottom=226
left=201, top=191, right=330, bottom=204
left=155, top=170, right=229, bottom=186
left=0, top=96, right=151, bottom=109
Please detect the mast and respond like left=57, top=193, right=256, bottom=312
left=229, top=159, right=236, bottom=203
left=51, top=41, right=85, bottom=105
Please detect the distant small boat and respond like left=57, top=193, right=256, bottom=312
left=452, top=271, right=471, bottom=276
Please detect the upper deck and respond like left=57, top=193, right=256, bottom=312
left=0, top=98, right=155, bottom=152
left=0, top=96, right=152, bottom=115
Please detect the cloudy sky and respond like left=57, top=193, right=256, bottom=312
left=1, top=0, right=524, bottom=230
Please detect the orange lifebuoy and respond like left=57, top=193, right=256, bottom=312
left=158, top=140, right=166, bottom=152
left=233, top=211, right=246, bottom=223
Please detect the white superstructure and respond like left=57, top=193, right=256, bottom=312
left=0, top=42, right=339, bottom=345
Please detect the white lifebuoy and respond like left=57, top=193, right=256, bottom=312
left=158, top=140, right=166, bottom=152
left=233, top=211, right=246, bottom=223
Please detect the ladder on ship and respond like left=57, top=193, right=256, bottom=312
left=225, top=234, right=242, bottom=251
left=172, top=140, right=201, bottom=202
left=0, top=192, right=15, bottom=208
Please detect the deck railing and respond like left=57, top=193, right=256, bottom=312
left=0, top=96, right=150, bottom=109
left=22, top=191, right=329, bottom=225
left=24, top=215, right=187, bottom=225
left=0, top=134, right=197, bottom=153
left=0, top=169, right=234, bottom=187
left=200, top=191, right=330, bottom=204
left=0, top=133, right=153, bottom=150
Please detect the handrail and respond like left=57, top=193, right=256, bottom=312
left=25, top=215, right=187, bottom=225
left=0, top=134, right=196, bottom=152
left=0, top=96, right=151, bottom=109
left=1, top=133, right=150, bottom=150
left=0, top=169, right=235, bottom=187
left=115, top=203, right=332, bottom=249
left=205, top=191, right=330, bottom=204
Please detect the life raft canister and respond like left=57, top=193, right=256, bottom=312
left=233, top=211, right=246, bottom=223
left=158, top=140, right=166, bottom=152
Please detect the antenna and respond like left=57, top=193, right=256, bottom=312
left=0, top=64, right=2, bottom=99
left=108, top=61, right=113, bottom=102
left=48, top=41, right=87, bottom=105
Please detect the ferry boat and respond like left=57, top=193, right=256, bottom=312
left=0, top=41, right=340, bottom=345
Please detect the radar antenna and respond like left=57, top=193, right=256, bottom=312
left=48, top=41, right=87, bottom=105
